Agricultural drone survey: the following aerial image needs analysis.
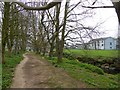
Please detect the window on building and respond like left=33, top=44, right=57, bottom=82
left=110, top=47, right=112, bottom=49
left=110, top=42, right=112, bottom=45
left=98, top=44, right=99, bottom=46
left=102, top=44, right=104, bottom=46
left=92, top=43, right=93, bottom=46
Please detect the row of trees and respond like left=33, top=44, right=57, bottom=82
left=1, top=0, right=118, bottom=64
left=1, top=2, right=30, bottom=63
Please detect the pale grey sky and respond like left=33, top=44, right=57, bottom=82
left=69, top=0, right=118, bottom=38
left=82, top=6, right=118, bottom=38
left=0, top=0, right=119, bottom=39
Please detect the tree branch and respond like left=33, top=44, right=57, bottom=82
left=92, top=0, right=97, bottom=5
left=13, top=0, right=62, bottom=10
left=82, top=5, right=114, bottom=9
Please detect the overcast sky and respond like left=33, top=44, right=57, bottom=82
left=70, top=0, right=118, bottom=39
left=18, top=0, right=119, bottom=39
left=0, top=0, right=119, bottom=40
left=82, top=0, right=118, bottom=38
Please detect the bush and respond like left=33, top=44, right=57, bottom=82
left=63, top=53, right=104, bottom=75
left=77, top=56, right=97, bottom=65
left=91, top=67, right=104, bottom=75
left=62, top=58, right=104, bottom=75
left=78, top=63, right=104, bottom=75
left=63, top=52, right=76, bottom=60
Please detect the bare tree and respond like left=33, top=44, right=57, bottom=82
left=1, top=0, right=117, bottom=64
left=2, top=2, right=10, bottom=64
left=1, top=1, right=61, bottom=64
left=14, top=0, right=62, bottom=10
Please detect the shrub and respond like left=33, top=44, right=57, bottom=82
left=63, top=52, right=75, bottom=60
left=78, top=63, right=104, bottom=75
left=77, top=56, right=97, bottom=65
left=63, top=53, right=104, bottom=75
left=63, top=58, right=104, bottom=75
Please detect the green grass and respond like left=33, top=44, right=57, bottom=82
left=0, top=64, right=2, bottom=89
left=65, top=49, right=118, bottom=58
left=2, top=52, right=24, bottom=88
left=46, top=57, right=119, bottom=88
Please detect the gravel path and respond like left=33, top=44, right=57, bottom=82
left=11, top=53, right=86, bottom=88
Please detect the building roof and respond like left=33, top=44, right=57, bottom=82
left=89, top=37, right=116, bottom=43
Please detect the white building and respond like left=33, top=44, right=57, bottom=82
left=77, top=37, right=118, bottom=50
left=88, top=37, right=117, bottom=50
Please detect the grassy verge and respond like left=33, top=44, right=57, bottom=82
left=0, top=64, right=2, bottom=89
left=2, top=52, right=24, bottom=88
left=65, top=49, right=118, bottom=58
left=45, top=57, right=119, bottom=88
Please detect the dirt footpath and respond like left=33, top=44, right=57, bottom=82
left=11, top=53, right=86, bottom=88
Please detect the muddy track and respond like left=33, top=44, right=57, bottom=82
left=11, top=53, right=86, bottom=88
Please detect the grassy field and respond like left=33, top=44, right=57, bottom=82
left=2, top=52, right=23, bottom=88
left=65, top=49, right=118, bottom=58
left=46, top=57, right=119, bottom=88
left=1, top=50, right=119, bottom=88
left=0, top=64, right=2, bottom=89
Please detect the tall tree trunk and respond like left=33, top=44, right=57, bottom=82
left=55, top=3, right=61, bottom=63
left=2, top=2, right=10, bottom=64
left=57, top=2, right=68, bottom=63
left=49, top=36, right=55, bottom=57
left=8, top=47, right=12, bottom=57
left=113, top=2, right=120, bottom=23
left=49, top=43, right=54, bottom=57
